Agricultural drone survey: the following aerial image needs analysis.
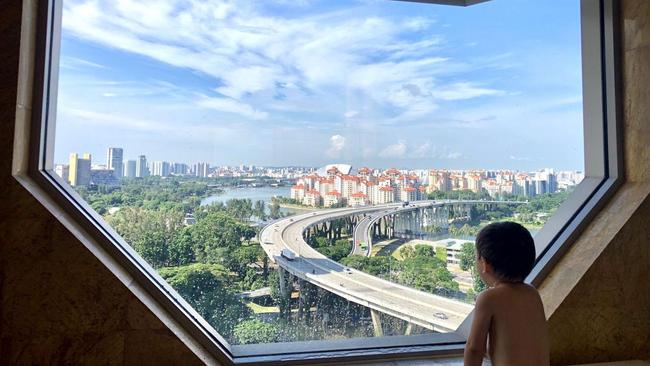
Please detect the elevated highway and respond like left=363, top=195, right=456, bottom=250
left=351, top=200, right=526, bottom=257
left=259, top=202, right=474, bottom=332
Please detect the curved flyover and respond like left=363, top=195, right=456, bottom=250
left=259, top=203, right=474, bottom=332
left=352, top=200, right=527, bottom=257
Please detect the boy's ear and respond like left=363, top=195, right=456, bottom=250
left=484, top=261, right=493, bottom=274
left=479, top=257, right=492, bottom=274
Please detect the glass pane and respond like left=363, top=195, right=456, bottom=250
left=52, top=0, right=583, bottom=347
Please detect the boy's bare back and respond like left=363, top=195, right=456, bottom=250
left=479, top=283, right=549, bottom=366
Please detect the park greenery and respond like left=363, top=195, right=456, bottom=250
left=308, top=237, right=353, bottom=261
left=77, top=177, right=220, bottom=214
left=74, top=176, right=572, bottom=344
left=342, top=244, right=459, bottom=296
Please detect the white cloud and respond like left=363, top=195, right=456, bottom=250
left=59, top=56, right=106, bottom=70
left=412, top=142, right=432, bottom=158
left=379, top=140, right=407, bottom=158
left=433, top=82, right=504, bottom=101
left=326, top=135, right=346, bottom=158
left=60, top=107, right=171, bottom=131
left=344, top=110, right=359, bottom=119
left=61, top=0, right=506, bottom=127
left=196, top=96, right=268, bottom=120
left=510, top=155, right=533, bottom=161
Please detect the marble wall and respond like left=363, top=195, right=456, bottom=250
left=0, top=1, right=204, bottom=364
left=539, top=1, right=650, bottom=365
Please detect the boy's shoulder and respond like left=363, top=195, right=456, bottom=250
left=477, top=283, right=539, bottom=305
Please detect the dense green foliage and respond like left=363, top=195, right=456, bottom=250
left=87, top=182, right=270, bottom=342
left=427, top=189, right=491, bottom=201
left=342, top=244, right=459, bottom=295
left=77, top=177, right=220, bottom=214
left=309, top=237, right=352, bottom=261
left=514, top=190, right=571, bottom=224
left=234, top=319, right=280, bottom=345
left=159, top=263, right=251, bottom=337
left=458, top=242, right=487, bottom=293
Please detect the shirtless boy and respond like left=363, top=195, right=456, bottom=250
left=464, top=222, right=549, bottom=366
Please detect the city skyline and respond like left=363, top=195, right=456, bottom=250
left=55, top=147, right=584, bottom=175
left=55, top=0, right=584, bottom=171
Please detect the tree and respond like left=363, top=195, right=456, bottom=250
left=414, top=245, right=436, bottom=258
left=399, top=245, right=415, bottom=259
left=234, top=319, right=280, bottom=345
left=269, top=202, right=281, bottom=220
left=133, top=230, right=169, bottom=268
left=106, top=207, right=185, bottom=268
left=225, top=244, right=265, bottom=277
left=167, top=227, right=195, bottom=266
left=458, top=242, right=486, bottom=293
left=159, top=263, right=251, bottom=339
left=435, top=246, right=447, bottom=262
left=315, top=239, right=351, bottom=261
left=268, top=271, right=292, bottom=319
left=399, top=255, right=453, bottom=293
left=226, top=198, right=254, bottom=222
left=254, top=200, right=267, bottom=221
left=189, top=212, right=256, bottom=264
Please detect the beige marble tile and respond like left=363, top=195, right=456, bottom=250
left=623, top=46, right=650, bottom=183
left=623, top=0, right=650, bottom=51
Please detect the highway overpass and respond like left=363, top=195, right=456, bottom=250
left=351, top=200, right=525, bottom=257
left=259, top=202, right=475, bottom=333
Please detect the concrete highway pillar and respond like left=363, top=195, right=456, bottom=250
left=278, top=268, right=290, bottom=296
left=404, top=322, right=413, bottom=335
left=278, top=268, right=293, bottom=318
left=297, top=279, right=307, bottom=320
left=370, top=309, right=383, bottom=337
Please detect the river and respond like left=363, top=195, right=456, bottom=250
left=200, top=186, right=309, bottom=215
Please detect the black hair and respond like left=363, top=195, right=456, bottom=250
left=475, top=221, right=536, bottom=282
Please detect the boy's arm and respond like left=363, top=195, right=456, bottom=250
left=464, top=291, right=492, bottom=366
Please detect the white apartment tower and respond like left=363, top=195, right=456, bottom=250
left=136, top=155, right=149, bottom=178
left=107, top=147, right=123, bottom=179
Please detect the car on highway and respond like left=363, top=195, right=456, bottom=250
left=433, top=312, right=448, bottom=320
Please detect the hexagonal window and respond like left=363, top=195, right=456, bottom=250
left=18, top=0, right=621, bottom=363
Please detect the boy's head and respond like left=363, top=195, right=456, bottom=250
left=475, top=221, right=536, bottom=282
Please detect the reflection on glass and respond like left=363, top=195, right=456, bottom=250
left=53, top=0, right=583, bottom=346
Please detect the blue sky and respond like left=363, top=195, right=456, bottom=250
left=54, top=0, right=584, bottom=171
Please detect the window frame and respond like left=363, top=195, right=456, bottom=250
left=13, top=0, right=622, bottom=364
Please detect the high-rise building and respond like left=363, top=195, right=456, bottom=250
left=54, top=164, right=69, bottom=182
left=126, top=160, right=136, bottom=178
left=107, top=147, right=123, bottom=179
left=151, top=161, right=170, bottom=177
left=192, top=162, right=210, bottom=178
left=90, top=168, right=119, bottom=186
left=171, top=162, right=188, bottom=176
left=68, top=153, right=92, bottom=187
left=136, top=155, right=149, bottom=178
left=547, top=172, right=558, bottom=193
